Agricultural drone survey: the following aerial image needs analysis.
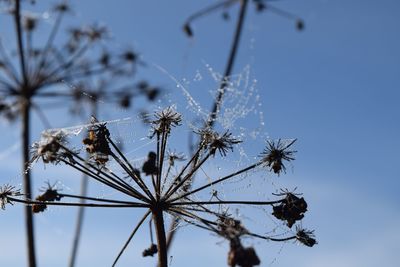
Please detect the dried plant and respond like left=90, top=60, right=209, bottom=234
left=0, top=1, right=315, bottom=266
left=0, top=1, right=159, bottom=266
left=2, top=107, right=316, bottom=267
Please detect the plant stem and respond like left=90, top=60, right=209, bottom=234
left=153, top=208, right=168, bottom=267
left=21, top=98, right=36, bottom=267
left=68, top=172, right=88, bottom=267
left=14, top=0, right=27, bottom=85
left=166, top=0, right=249, bottom=253
left=207, top=0, right=248, bottom=128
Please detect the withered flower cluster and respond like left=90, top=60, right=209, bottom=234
left=272, top=191, right=307, bottom=228
left=0, top=184, right=22, bottom=210
left=1, top=107, right=316, bottom=266
left=32, top=182, right=63, bottom=213
left=0, top=0, right=160, bottom=124
left=261, top=139, right=296, bottom=175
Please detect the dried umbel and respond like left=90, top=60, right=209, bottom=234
left=82, top=118, right=112, bottom=165
left=196, top=128, right=241, bottom=157
left=31, top=131, right=68, bottom=164
left=151, top=106, right=182, bottom=137
left=228, top=239, right=260, bottom=267
left=142, top=243, right=158, bottom=257
left=261, top=139, right=297, bottom=175
left=4, top=109, right=316, bottom=266
left=272, top=191, right=307, bottom=228
left=0, top=184, right=22, bottom=210
left=296, top=227, right=317, bottom=247
left=32, top=182, right=63, bottom=213
left=218, top=215, right=248, bottom=240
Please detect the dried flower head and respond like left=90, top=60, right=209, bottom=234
left=23, top=14, right=37, bottom=31
left=142, top=151, right=158, bottom=176
left=296, top=226, right=317, bottom=247
left=142, top=244, right=158, bottom=257
left=228, top=240, right=260, bottom=267
left=183, top=23, right=193, bottom=37
left=261, top=139, right=296, bottom=174
left=218, top=216, right=248, bottom=240
left=167, top=150, right=186, bottom=166
left=151, top=106, right=182, bottom=137
left=196, top=128, right=241, bottom=157
left=32, top=182, right=63, bottom=213
left=82, top=117, right=111, bottom=165
left=31, top=131, right=67, bottom=164
left=0, top=184, right=22, bottom=210
left=272, top=190, right=307, bottom=228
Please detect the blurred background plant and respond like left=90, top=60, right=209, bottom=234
left=0, top=0, right=160, bottom=266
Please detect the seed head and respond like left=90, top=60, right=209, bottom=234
left=142, top=244, right=158, bottom=257
left=32, top=182, right=63, bottom=213
left=151, top=106, right=182, bottom=137
left=0, top=184, right=22, bottom=210
left=272, top=192, right=307, bottom=228
left=197, top=129, right=241, bottom=157
left=261, top=139, right=296, bottom=175
left=31, top=131, right=67, bottom=164
left=296, top=227, right=317, bottom=247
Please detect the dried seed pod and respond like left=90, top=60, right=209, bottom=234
left=183, top=23, right=193, bottom=37
left=296, top=227, right=317, bottom=247
left=32, top=184, right=63, bottom=213
left=142, top=151, right=157, bottom=175
left=228, top=240, right=260, bottom=267
left=296, top=19, right=305, bottom=31
left=142, top=243, right=158, bottom=257
left=261, top=139, right=296, bottom=175
left=272, top=192, right=307, bottom=228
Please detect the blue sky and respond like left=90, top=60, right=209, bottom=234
left=1, top=0, right=399, bottom=266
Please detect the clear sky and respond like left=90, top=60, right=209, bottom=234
left=1, top=0, right=399, bottom=267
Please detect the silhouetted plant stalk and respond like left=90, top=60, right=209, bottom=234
left=1, top=106, right=316, bottom=266
left=0, top=1, right=160, bottom=266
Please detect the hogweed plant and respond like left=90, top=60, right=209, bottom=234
left=0, top=1, right=159, bottom=265
left=1, top=106, right=316, bottom=267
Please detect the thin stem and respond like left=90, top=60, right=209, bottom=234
left=169, top=161, right=262, bottom=203
left=163, top=146, right=202, bottom=197
left=31, top=103, right=52, bottom=129
left=0, top=39, right=20, bottom=83
left=170, top=199, right=282, bottom=206
left=60, top=157, right=145, bottom=201
left=206, top=0, right=248, bottom=128
left=247, top=232, right=297, bottom=242
left=168, top=208, right=219, bottom=231
left=107, top=136, right=155, bottom=201
left=36, top=10, right=63, bottom=73
left=14, top=0, right=28, bottom=85
left=68, top=173, right=88, bottom=267
left=112, top=210, right=151, bottom=267
left=8, top=196, right=150, bottom=208
left=157, top=131, right=168, bottom=199
left=163, top=152, right=211, bottom=201
left=59, top=193, right=144, bottom=205
left=186, top=0, right=238, bottom=24
left=39, top=41, right=89, bottom=86
left=58, top=144, right=147, bottom=200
